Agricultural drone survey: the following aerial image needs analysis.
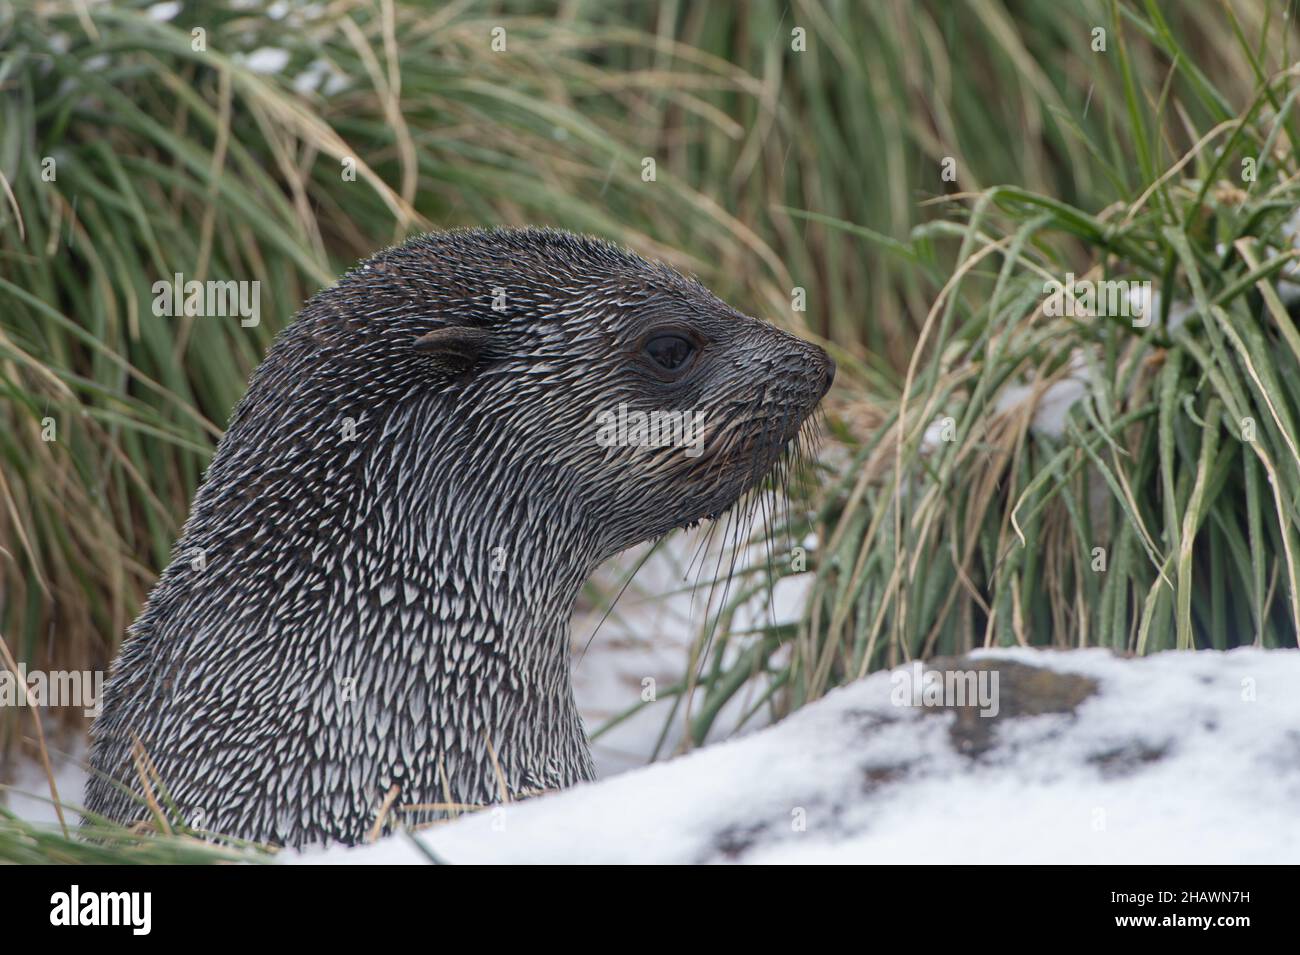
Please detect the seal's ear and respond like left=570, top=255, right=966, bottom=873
left=413, top=326, right=492, bottom=375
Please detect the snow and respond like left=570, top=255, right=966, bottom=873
left=1127, top=285, right=1195, bottom=333
left=291, top=59, right=352, bottom=98
left=570, top=529, right=804, bottom=774
left=1277, top=207, right=1300, bottom=305
left=996, top=376, right=1089, bottom=439
left=146, top=2, right=181, bottom=21
left=236, top=47, right=291, bottom=75
left=993, top=350, right=1094, bottom=440
left=294, top=647, right=1300, bottom=864
left=4, top=739, right=86, bottom=828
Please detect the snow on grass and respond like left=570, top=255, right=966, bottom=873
left=3, top=739, right=86, bottom=828
left=234, top=47, right=291, bottom=75
left=146, top=2, right=181, bottom=21
left=571, top=530, right=807, bottom=775
left=295, top=647, right=1300, bottom=864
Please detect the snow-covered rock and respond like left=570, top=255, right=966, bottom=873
left=294, top=647, right=1300, bottom=864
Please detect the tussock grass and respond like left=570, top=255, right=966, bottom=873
left=0, top=805, right=270, bottom=863
left=674, top=6, right=1300, bottom=741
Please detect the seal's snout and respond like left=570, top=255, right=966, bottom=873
left=765, top=325, right=834, bottom=404
left=794, top=340, right=834, bottom=402
left=816, top=347, right=835, bottom=398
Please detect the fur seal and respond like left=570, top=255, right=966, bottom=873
left=85, top=228, right=834, bottom=847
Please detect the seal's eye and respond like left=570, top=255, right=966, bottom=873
left=644, top=334, right=695, bottom=372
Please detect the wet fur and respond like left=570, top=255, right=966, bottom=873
left=85, top=228, right=833, bottom=847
